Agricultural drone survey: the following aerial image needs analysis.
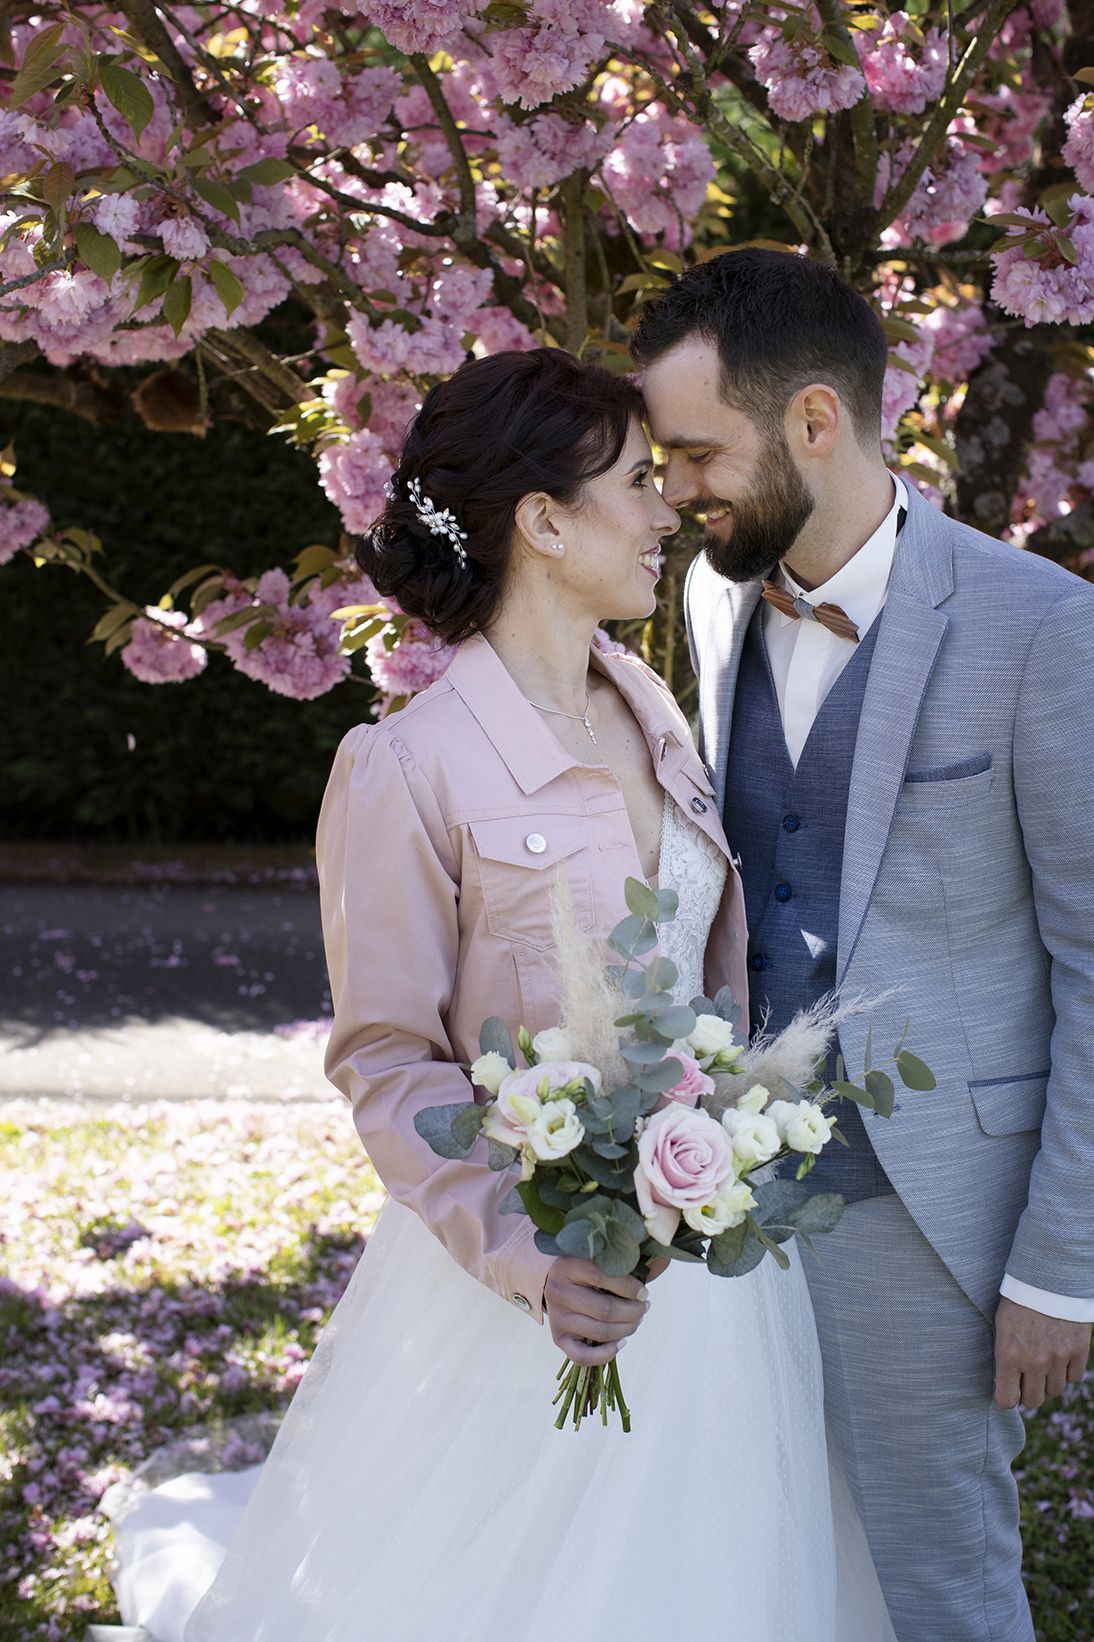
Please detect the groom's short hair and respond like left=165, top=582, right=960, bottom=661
left=630, top=248, right=888, bottom=448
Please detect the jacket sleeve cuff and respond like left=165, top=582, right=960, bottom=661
left=492, top=1213, right=555, bottom=1326
left=1000, top=1272, right=1094, bottom=1323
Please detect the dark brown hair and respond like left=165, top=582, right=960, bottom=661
left=631, top=248, right=887, bottom=447
left=356, top=348, right=643, bottom=644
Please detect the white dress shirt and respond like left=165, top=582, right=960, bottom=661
left=762, top=472, right=1093, bottom=1325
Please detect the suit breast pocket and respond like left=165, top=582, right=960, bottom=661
left=468, top=815, right=594, bottom=949
left=898, top=754, right=994, bottom=810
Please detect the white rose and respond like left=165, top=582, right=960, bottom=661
left=684, top=1179, right=756, bottom=1235
left=721, top=1107, right=781, bottom=1168
left=736, top=1083, right=770, bottom=1116
left=531, top=1026, right=575, bottom=1062
left=767, top=1099, right=836, bottom=1155
left=470, top=1050, right=513, bottom=1094
left=683, top=1011, right=742, bottom=1064
left=527, top=1098, right=585, bottom=1161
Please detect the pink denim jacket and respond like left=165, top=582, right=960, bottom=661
left=316, top=633, right=749, bottom=1324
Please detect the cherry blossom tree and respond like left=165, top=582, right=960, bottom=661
left=1, top=0, right=1091, bottom=707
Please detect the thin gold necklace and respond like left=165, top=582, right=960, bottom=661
left=526, top=691, right=597, bottom=746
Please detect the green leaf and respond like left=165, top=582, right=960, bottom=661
left=633, top=1056, right=685, bottom=1095
left=830, top=1078, right=876, bottom=1110
left=75, top=223, right=122, bottom=283
left=9, top=24, right=68, bottom=107
left=895, top=1050, right=936, bottom=1091
left=133, top=254, right=178, bottom=313
left=478, top=1016, right=514, bottom=1063
left=650, top=1004, right=696, bottom=1041
left=242, top=618, right=273, bottom=652
left=191, top=175, right=241, bottom=225
left=88, top=603, right=137, bottom=644
left=162, top=273, right=192, bottom=337
left=792, top=1191, right=845, bottom=1237
left=821, top=27, right=864, bottom=69
left=607, top=912, right=657, bottom=960
left=100, top=60, right=155, bottom=139
left=864, top=1067, right=895, bottom=1118
left=486, top=1137, right=518, bottom=1171
left=708, top=1223, right=765, bottom=1278
left=1055, top=234, right=1079, bottom=267
left=517, top=1177, right=567, bottom=1235
left=624, top=876, right=661, bottom=921
left=235, top=156, right=296, bottom=186
left=42, top=161, right=75, bottom=212
left=643, top=1237, right=706, bottom=1265
left=619, top=1039, right=672, bottom=1066
left=749, top=1217, right=792, bottom=1269
left=642, top=955, right=679, bottom=995
left=293, top=543, right=339, bottom=578
left=556, top=1196, right=644, bottom=1278
left=412, top=1100, right=483, bottom=1160
left=209, top=258, right=244, bottom=316
left=498, top=1186, right=525, bottom=1216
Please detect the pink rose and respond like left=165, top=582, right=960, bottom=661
left=633, top=1104, right=735, bottom=1245
left=653, top=1051, right=715, bottom=1112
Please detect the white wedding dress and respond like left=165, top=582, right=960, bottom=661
left=104, top=796, right=896, bottom=1642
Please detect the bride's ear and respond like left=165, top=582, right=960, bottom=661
left=514, top=491, right=568, bottom=563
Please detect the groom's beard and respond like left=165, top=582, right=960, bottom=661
left=699, top=439, right=816, bottom=584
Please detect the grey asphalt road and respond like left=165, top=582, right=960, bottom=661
left=0, top=880, right=335, bottom=1104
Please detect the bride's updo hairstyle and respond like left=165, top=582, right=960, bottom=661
left=357, top=347, right=643, bottom=644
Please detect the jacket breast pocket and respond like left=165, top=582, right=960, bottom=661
left=468, top=816, right=594, bottom=949
left=969, top=1071, right=1049, bottom=1136
left=898, top=755, right=994, bottom=810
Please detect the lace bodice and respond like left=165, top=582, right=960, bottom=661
left=654, top=793, right=728, bottom=1006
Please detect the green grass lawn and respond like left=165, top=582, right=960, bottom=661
left=0, top=1102, right=1090, bottom=1640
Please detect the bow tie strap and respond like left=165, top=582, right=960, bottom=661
left=760, top=579, right=860, bottom=644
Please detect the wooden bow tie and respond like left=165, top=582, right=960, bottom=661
left=760, top=579, right=859, bottom=643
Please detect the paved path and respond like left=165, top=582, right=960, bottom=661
left=0, top=880, right=334, bottom=1104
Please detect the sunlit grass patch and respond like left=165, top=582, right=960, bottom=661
left=0, top=1099, right=382, bottom=1640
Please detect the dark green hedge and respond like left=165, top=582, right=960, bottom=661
left=0, top=398, right=374, bottom=844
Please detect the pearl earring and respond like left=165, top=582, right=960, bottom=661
left=551, top=541, right=565, bottom=554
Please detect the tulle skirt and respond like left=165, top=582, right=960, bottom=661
left=106, top=1196, right=896, bottom=1642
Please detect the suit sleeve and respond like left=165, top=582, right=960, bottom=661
left=316, top=725, right=555, bottom=1322
left=683, top=553, right=706, bottom=759
left=1006, top=585, right=1094, bottom=1305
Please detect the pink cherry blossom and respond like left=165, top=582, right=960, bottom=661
left=120, top=608, right=208, bottom=685
left=922, top=301, right=994, bottom=383
left=365, top=621, right=455, bottom=698
left=880, top=331, right=935, bottom=446
left=862, top=16, right=947, bottom=116
left=356, top=0, right=480, bottom=54
left=0, top=496, right=49, bottom=565
left=318, top=428, right=392, bottom=535
left=1063, top=96, right=1094, bottom=194
left=160, top=215, right=211, bottom=262
left=749, top=24, right=865, bottom=122
left=991, top=198, right=1094, bottom=327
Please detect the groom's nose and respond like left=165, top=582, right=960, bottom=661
left=659, top=454, right=694, bottom=510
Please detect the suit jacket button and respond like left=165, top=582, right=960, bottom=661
left=511, top=1293, right=532, bottom=1312
left=690, top=796, right=708, bottom=814
left=525, top=833, right=547, bottom=854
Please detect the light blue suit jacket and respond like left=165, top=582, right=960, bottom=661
left=685, top=481, right=1094, bottom=1318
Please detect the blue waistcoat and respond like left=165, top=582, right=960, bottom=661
left=723, top=605, right=895, bottom=1202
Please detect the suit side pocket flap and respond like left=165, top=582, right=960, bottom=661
left=969, top=1072, right=1049, bottom=1136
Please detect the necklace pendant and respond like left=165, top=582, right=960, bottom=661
left=582, top=716, right=597, bottom=746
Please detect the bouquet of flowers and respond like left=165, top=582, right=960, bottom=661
left=415, top=878, right=934, bottom=1432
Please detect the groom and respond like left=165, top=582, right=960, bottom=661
left=634, top=249, right=1093, bottom=1641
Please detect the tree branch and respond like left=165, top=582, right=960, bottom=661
left=118, top=0, right=208, bottom=129
left=409, top=53, right=478, bottom=231
left=562, top=170, right=589, bottom=355
left=877, top=0, right=1019, bottom=231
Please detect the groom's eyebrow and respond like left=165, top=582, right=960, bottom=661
left=656, top=434, right=720, bottom=450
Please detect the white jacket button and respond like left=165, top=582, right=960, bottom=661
left=525, top=833, right=547, bottom=854
left=511, top=1293, right=532, bottom=1312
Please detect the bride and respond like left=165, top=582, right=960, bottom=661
left=110, top=347, right=895, bottom=1642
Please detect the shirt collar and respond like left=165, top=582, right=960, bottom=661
left=774, top=472, right=907, bottom=632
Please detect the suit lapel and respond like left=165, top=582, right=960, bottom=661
left=836, top=488, right=955, bottom=985
left=703, top=576, right=762, bottom=811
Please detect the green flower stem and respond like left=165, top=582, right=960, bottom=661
left=552, top=1353, right=631, bottom=1432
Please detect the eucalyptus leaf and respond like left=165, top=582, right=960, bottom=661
left=655, top=886, right=679, bottom=921
left=624, top=876, right=661, bottom=921
left=792, top=1192, right=845, bottom=1236
left=533, top=1230, right=562, bottom=1258
left=498, top=1186, right=525, bottom=1215
left=486, top=1137, right=518, bottom=1171
left=651, top=1004, right=696, bottom=1041
left=633, top=1057, right=684, bottom=1094
left=643, top=1238, right=706, bottom=1265
left=412, top=1100, right=482, bottom=1160
left=517, top=1178, right=566, bottom=1235
left=895, top=1050, right=936, bottom=1091
left=864, top=1068, right=895, bottom=1118
left=619, top=1039, right=672, bottom=1066
left=643, top=955, right=679, bottom=994
left=710, top=986, right=741, bottom=1025
left=708, top=1224, right=766, bottom=1278
left=830, top=1078, right=876, bottom=1111
left=607, top=913, right=657, bottom=960
left=478, top=1015, right=515, bottom=1064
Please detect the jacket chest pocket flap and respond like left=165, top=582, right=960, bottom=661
left=468, top=816, right=594, bottom=948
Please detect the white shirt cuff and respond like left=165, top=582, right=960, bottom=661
left=1000, top=1273, right=1094, bottom=1323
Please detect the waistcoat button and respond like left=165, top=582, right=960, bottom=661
left=774, top=882, right=793, bottom=903
left=750, top=953, right=767, bottom=972
left=782, top=814, right=800, bottom=832
left=690, top=796, right=708, bottom=814
left=525, top=833, right=547, bottom=854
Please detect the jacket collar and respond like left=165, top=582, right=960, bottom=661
left=445, top=633, right=687, bottom=796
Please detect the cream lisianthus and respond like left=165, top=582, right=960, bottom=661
left=683, top=1179, right=756, bottom=1235
left=721, top=1106, right=781, bottom=1168
left=469, top=1050, right=513, bottom=1094
left=766, top=1099, right=837, bottom=1155
left=531, top=1026, right=576, bottom=1062
left=527, top=1098, right=584, bottom=1161
left=686, top=1013, right=745, bottom=1071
